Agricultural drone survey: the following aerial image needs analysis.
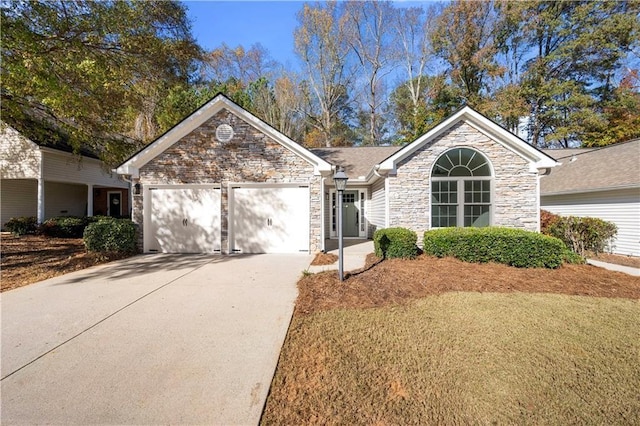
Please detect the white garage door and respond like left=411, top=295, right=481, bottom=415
left=231, top=186, right=309, bottom=253
left=146, top=186, right=221, bottom=253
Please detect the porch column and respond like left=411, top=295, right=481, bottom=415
left=37, top=176, right=45, bottom=224
left=87, top=183, right=94, bottom=216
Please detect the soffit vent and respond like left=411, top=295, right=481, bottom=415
left=215, top=124, right=234, bottom=142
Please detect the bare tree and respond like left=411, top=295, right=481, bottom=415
left=206, top=43, right=278, bottom=85
left=343, top=0, right=398, bottom=145
left=294, top=2, right=356, bottom=147
left=393, top=4, right=439, bottom=139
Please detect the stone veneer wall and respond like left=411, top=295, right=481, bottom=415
left=387, top=122, right=539, bottom=239
left=134, top=109, right=322, bottom=253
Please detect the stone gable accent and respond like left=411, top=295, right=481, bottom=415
left=388, top=122, right=539, bottom=239
left=135, top=109, right=322, bottom=253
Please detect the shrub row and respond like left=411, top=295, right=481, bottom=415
left=41, top=216, right=94, bottom=238
left=373, top=227, right=418, bottom=259
left=423, top=227, right=566, bottom=268
left=540, top=210, right=617, bottom=257
left=83, top=218, right=138, bottom=254
left=4, top=215, right=138, bottom=254
left=4, top=216, right=39, bottom=236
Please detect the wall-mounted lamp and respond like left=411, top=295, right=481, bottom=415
left=134, top=183, right=141, bottom=195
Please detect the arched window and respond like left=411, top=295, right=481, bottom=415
left=431, top=148, right=492, bottom=228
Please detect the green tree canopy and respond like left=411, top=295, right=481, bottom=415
left=2, top=0, right=201, bottom=165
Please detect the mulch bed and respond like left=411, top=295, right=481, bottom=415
left=310, top=252, right=339, bottom=265
left=296, top=254, right=640, bottom=315
left=1, top=234, right=129, bottom=292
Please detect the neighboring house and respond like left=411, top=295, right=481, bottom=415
left=116, top=94, right=556, bottom=254
left=1, top=122, right=130, bottom=228
left=541, top=140, right=640, bottom=256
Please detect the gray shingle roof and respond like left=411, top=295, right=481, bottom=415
left=541, top=139, right=640, bottom=195
left=542, top=147, right=598, bottom=160
left=311, top=146, right=401, bottom=179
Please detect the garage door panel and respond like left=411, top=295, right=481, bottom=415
left=232, top=187, right=309, bottom=254
left=148, top=187, right=221, bottom=253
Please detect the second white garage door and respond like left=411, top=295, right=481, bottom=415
left=231, top=186, right=310, bottom=254
left=146, top=185, right=221, bottom=253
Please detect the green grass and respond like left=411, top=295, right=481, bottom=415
left=262, top=293, right=640, bottom=425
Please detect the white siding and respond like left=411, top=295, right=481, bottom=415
left=42, top=150, right=127, bottom=187
left=0, top=179, right=37, bottom=228
left=44, top=182, right=88, bottom=218
left=0, top=124, right=41, bottom=179
left=541, top=187, right=640, bottom=256
left=368, top=178, right=386, bottom=237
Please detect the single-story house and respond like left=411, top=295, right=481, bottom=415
left=0, top=122, right=130, bottom=228
left=116, top=94, right=557, bottom=254
left=541, top=140, right=640, bottom=256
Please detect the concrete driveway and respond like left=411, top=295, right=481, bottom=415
left=1, top=253, right=312, bottom=425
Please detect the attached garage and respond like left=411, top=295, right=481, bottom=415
left=230, top=185, right=310, bottom=254
left=117, top=94, right=332, bottom=254
left=144, top=185, right=221, bottom=253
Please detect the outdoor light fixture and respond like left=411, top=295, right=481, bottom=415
left=333, top=166, right=349, bottom=281
left=134, top=183, right=141, bottom=195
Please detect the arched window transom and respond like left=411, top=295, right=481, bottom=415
left=432, top=147, right=491, bottom=177
left=431, top=148, right=492, bottom=228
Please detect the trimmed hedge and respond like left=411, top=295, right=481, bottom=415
left=373, top=227, right=419, bottom=259
left=423, top=227, right=566, bottom=268
left=4, top=216, right=38, bottom=236
left=41, top=216, right=89, bottom=238
left=41, top=215, right=117, bottom=238
left=83, top=218, right=138, bottom=253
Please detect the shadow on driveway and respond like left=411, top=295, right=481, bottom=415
left=53, top=253, right=258, bottom=285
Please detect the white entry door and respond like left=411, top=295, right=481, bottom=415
left=147, top=186, right=221, bottom=253
left=231, top=186, right=309, bottom=253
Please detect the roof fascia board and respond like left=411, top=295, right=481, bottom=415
left=116, top=95, right=229, bottom=174
left=39, top=146, right=102, bottom=164
left=378, top=110, right=462, bottom=173
left=116, top=94, right=332, bottom=176
left=542, top=184, right=640, bottom=197
left=236, top=103, right=332, bottom=175
left=378, top=107, right=557, bottom=173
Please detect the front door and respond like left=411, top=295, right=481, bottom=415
left=341, top=190, right=359, bottom=237
left=108, top=192, right=122, bottom=217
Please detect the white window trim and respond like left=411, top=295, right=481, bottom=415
left=329, top=187, right=369, bottom=239
left=431, top=176, right=494, bottom=228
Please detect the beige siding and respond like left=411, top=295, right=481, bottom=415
left=44, top=182, right=88, bottom=218
left=42, top=150, right=126, bottom=187
left=0, top=124, right=41, bottom=179
left=368, top=178, right=386, bottom=237
left=0, top=179, right=37, bottom=227
left=541, top=188, right=640, bottom=256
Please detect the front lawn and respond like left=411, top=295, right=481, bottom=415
left=262, top=256, right=640, bottom=425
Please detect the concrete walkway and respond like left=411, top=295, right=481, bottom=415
left=586, top=259, right=640, bottom=276
left=1, top=253, right=311, bottom=425
left=307, top=239, right=374, bottom=273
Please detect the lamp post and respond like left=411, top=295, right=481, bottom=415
left=333, top=166, right=349, bottom=281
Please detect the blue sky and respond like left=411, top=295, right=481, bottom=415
left=182, top=1, right=437, bottom=69
left=183, top=1, right=305, bottom=68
